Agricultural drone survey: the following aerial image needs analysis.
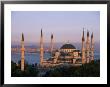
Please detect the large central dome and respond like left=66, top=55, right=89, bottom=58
left=60, top=43, right=76, bottom=49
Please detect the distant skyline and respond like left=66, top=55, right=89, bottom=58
left=11, top=11, right=100, bottom=44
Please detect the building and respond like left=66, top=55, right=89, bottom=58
left=60, top=43, right=81, bottom=63
left=60, top=43, right=81, bottom=57
left=60, top=43, right=76, bottom=53
left=20, top=28, right=94, bottom=69
left=39, top=29, right=94, bottom=67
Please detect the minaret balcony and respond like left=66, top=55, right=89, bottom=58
left=21, top=48, right=25, bottom=51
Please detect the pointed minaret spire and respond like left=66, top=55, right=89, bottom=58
left=22, top=33, right=24, bottom=41
left=51, top=33, right=53, bottom=39
left=82, top=28, right=85, bottom=41
left=21, top=33, right=25, bottom=71
left=91, top=32, right=93, bottom=39
left=91, top=32, right=93, bottom=47
left=87, top=30, right=89, bottom=37
left=83, top=28, right=84, bottom=36
left=40, top=29, right=44, bottom=65
left=50, top=33, right=54, bottom=57
left=41, top=29, right=43, bottom=37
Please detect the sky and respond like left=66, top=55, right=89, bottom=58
left=11, top=11, right=100, bottom=44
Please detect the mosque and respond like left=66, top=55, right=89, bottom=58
left=20, top=28, right=94, bottom=71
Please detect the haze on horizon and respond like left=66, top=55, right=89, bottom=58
left=11, top=11, right=100, bottom=44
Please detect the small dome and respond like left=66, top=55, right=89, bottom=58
left=60, top=43, right=76, bottom=49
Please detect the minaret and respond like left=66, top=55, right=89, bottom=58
left=91, top=32, right=94, bottom=61
left=82, top=28, right=86, bottom=64
left=86, top=30, right=90, bottom=63
left=50, top=34, right=53, bottom=56
left=40, top=29, right=44, bottom=65
left=53, top=50, right=60, bottom=64
left=21, top=33, right=25, bottom=71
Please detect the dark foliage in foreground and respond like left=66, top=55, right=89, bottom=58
left=11, top=61, right=39, bottom=77
left=44, top=60, right=100, bottom=77
left=11, top=60, right=100, bottom=77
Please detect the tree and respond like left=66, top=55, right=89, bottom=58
left=44, top=60, right=100, bottom=77
left=11, top=61, right=39, bottom=77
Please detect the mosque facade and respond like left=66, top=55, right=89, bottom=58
left=39, top=29, right=94, bottom=67
left=20, top=28, right=94, bottom=70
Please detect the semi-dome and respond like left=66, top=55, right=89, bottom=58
left=60, top=43, right=76, bottom=49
